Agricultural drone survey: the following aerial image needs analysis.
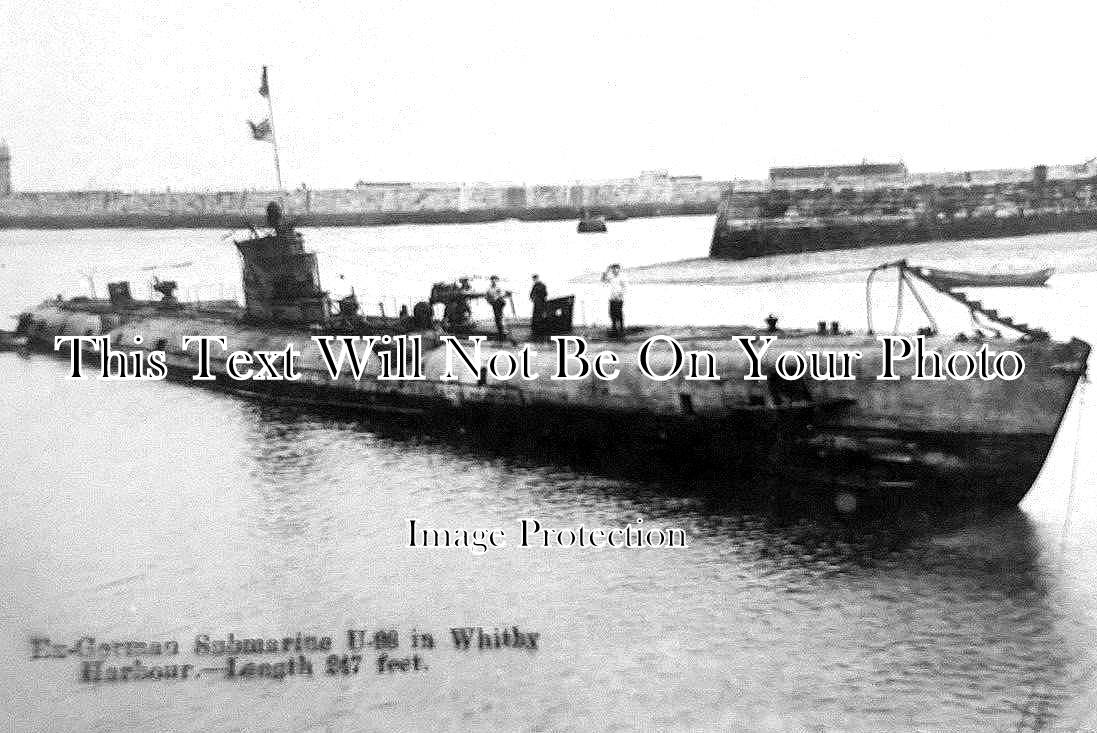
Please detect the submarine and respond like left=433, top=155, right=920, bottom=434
left=15, top=202, right=1090, bottom=510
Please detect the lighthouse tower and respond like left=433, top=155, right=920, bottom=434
left=0, top=140, right=10, bottom=196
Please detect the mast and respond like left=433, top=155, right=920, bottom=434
left=259, top=65, right=283, bottom=191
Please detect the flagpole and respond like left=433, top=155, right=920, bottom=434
left=262, top=65, right=284, bottom=192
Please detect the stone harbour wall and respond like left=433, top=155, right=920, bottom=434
left=0, top=174, right=732, bottom=228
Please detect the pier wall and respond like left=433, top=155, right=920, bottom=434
left=710, top=161, right=1097, bottom=258
left=5, top=161, right=1096, bottom=230
left=0, top=173, right=732, bottom=228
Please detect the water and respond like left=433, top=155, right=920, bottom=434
left=1, top=217, right=1096, bottom=732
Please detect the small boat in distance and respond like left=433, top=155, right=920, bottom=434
left=912, top=266, right=1053, bottom=289
left=577, top=209, right=608, bottom=233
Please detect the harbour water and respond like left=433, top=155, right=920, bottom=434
left=1, top=217, right=1096, bottom=731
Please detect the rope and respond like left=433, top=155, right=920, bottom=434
left=892, top=270, right=905, bottom=334
left=901, top=270, right=939, bottom=334
left=1020, top=376, right=1088, bottom=732
left=865, top=268, right=877, bottom=334
left=1058, top=377, right=1087, bottom=560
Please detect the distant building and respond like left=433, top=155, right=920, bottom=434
left=503, top=186, right=526, bottom=208
left=769, top=162, right=907, bottom=181
left=0, top=140, right=10, bottom=196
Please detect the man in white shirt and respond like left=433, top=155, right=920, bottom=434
left=485, top=275, right=510, bottom=339
left=601, top=263, right=626, bottom=338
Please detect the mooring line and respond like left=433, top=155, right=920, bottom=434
left=1030, top=376, right=1091, bottom=732
left=1059, top=376, right=1088, bottom=562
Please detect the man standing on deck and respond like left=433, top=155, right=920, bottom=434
left=530, top=274, right=548, bottom=334
left=486, top=275, right=510, bottom=340
left=602, top=263, right=626, bottom=338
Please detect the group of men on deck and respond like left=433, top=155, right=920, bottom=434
left=482, top=264, right=627, bottom=340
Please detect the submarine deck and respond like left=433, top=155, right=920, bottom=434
left=50, top=298, right=862, bottom=345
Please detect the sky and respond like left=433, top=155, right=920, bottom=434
left=3, top=0, right=1097, bottom=191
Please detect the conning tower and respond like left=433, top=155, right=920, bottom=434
left=234, top=202, right=329, bottom=324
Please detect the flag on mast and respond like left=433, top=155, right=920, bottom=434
left=247, top=119, right=273, bottom=141
left=252, top=64, right=282, bottom=190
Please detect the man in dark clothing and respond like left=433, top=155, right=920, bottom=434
left=529, top=274, right=548, bottom=334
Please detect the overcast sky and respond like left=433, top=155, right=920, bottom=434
left=3, top=0, right=1096, bottom=191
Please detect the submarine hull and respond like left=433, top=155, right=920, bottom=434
left=22, top=304, right=1087, bottom=511
left=206, top=374, right=1058, bottom=509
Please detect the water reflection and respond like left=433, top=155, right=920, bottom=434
left=234, top=397, right=1088, bottom=727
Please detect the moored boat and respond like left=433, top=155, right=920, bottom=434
left=577, top=210, right=608, bottom=233
left=913, top=266, right=1053, bottom=289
